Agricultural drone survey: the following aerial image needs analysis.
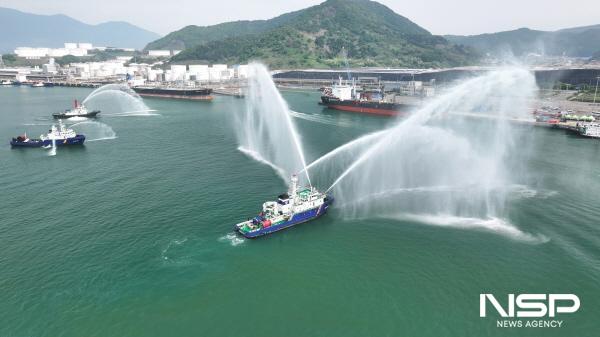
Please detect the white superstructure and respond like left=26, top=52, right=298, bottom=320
left=323, top=77, right=356, bottom=101
left=40, top=121, right=77, bottom=141
left=579, top=123, right=600, bottom=138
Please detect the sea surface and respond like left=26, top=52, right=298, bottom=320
left=0, top=86, right=599, bottom=336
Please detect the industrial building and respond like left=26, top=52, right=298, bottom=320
left=14, top=42, right=96, bottom=59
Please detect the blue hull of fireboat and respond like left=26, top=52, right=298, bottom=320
left=10, top=135, right=86, bottom=148
left=235, top=197, right=334, bottom=238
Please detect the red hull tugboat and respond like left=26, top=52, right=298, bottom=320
left=53, top=100, right=100, bottom=119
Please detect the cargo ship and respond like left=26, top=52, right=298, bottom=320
left=233, top=175, right=333, bottom=238
left=319, top=78, right=418, bottom=116
left=10, top=120, right=85, bottom=148
left=132, top=86, right=213, bottom=101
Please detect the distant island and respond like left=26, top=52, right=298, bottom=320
left=446, top=25, right=600, bottom=58
left=0, top=7, right=160, bottom=52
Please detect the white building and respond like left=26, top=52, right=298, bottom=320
left=188, top=65, right=209, bottom=81
left=147, top=69, right=165, bottom=82
left=78, top=43, right=93, bottom=50
left=116, top=56, right=133, bottom=62
left=209, top=64, right=231, bottom=82
left=168, top=65, right=187, bottom=81
left=14, top=48, right=49, bottom=59
left=70, top=60, right=128, bottom=79
left=139, top=63, right=249, bottom=84
left=148, top=50, right=172, bottom=57
left=234, top=64, right=249, bottom=79
left=43, top=58, right=57, bottom=74
left=14, top=42, right=92, bottom=59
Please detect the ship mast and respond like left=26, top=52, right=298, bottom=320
left=290, top=174, right=299, bottom=198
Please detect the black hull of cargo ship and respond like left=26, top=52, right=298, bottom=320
left=320, top=96, right=414, bottom=116
left=132, top=87, right=213, bottom=101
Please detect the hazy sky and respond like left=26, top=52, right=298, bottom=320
left=1, top=0, right=599, bottom=36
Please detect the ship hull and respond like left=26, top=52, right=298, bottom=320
left=52, top=111, right=100, bottom=119
left=235, top=200, right=332, bottom=238
left=132, top=87, right=213, bottom=101
left=10, top=135, right=86, bottom=147
left=320, top=96, right=414, bottom=116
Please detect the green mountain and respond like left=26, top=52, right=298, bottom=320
left=150, top=0, right=478, bottom=68
left=145, top=11, right=302, bottom=51
left=0, top=7, right=160, bottom=52
left=445, top=25, right=600, bottom=57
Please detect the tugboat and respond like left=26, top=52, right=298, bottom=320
left=52, top=100, right=100, bottom=119
left=234, top=175, right=333, bottom=238
left=10, top=121, right=85, bottom=147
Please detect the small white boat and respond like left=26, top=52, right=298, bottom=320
left=578, top=123, right=600, bottom=139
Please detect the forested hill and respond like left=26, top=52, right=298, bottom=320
left=148, top=0, right=479, bottom=68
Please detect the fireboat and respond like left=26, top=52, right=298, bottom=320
left=234, top=175, right=333, bottom=238
left=10, top=120, right=86, bottom=147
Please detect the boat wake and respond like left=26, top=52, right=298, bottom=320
left=390, top=213, right=549, bottom=243
left=289, top=110, right=354, bottom=128
left=101, top=109, right=160, bottom=117
left=161, top=238, right=188, bottom=260
left=218, top=232, right=245, bottom=246
left=64, top=116, right=89, bottom=122
left=86, top=136, right=118, bottom=142
left=23, top=122, right=51, bottom=126
left=507, top=184, right=559, bottom=200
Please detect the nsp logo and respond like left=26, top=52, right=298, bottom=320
left=480, top=294, right=580, bottom=318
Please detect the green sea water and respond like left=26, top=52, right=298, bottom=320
left=1, top=86, right=599, bottom=336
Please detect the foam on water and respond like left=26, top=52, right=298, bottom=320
left=507, top=184, right=559, bottom=200
left=289, top=110, right=354, bottom=128
left=390, top=213, right=549, bottom=243
left=218, top=232, right=245, bottom=246
left=47, top=138, right=56, bottom=157
left=65, top=116, right=88, bottom=122
left=161, top=238, right=188, bottom=260
left=101, top=109, right=160, bottom=117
